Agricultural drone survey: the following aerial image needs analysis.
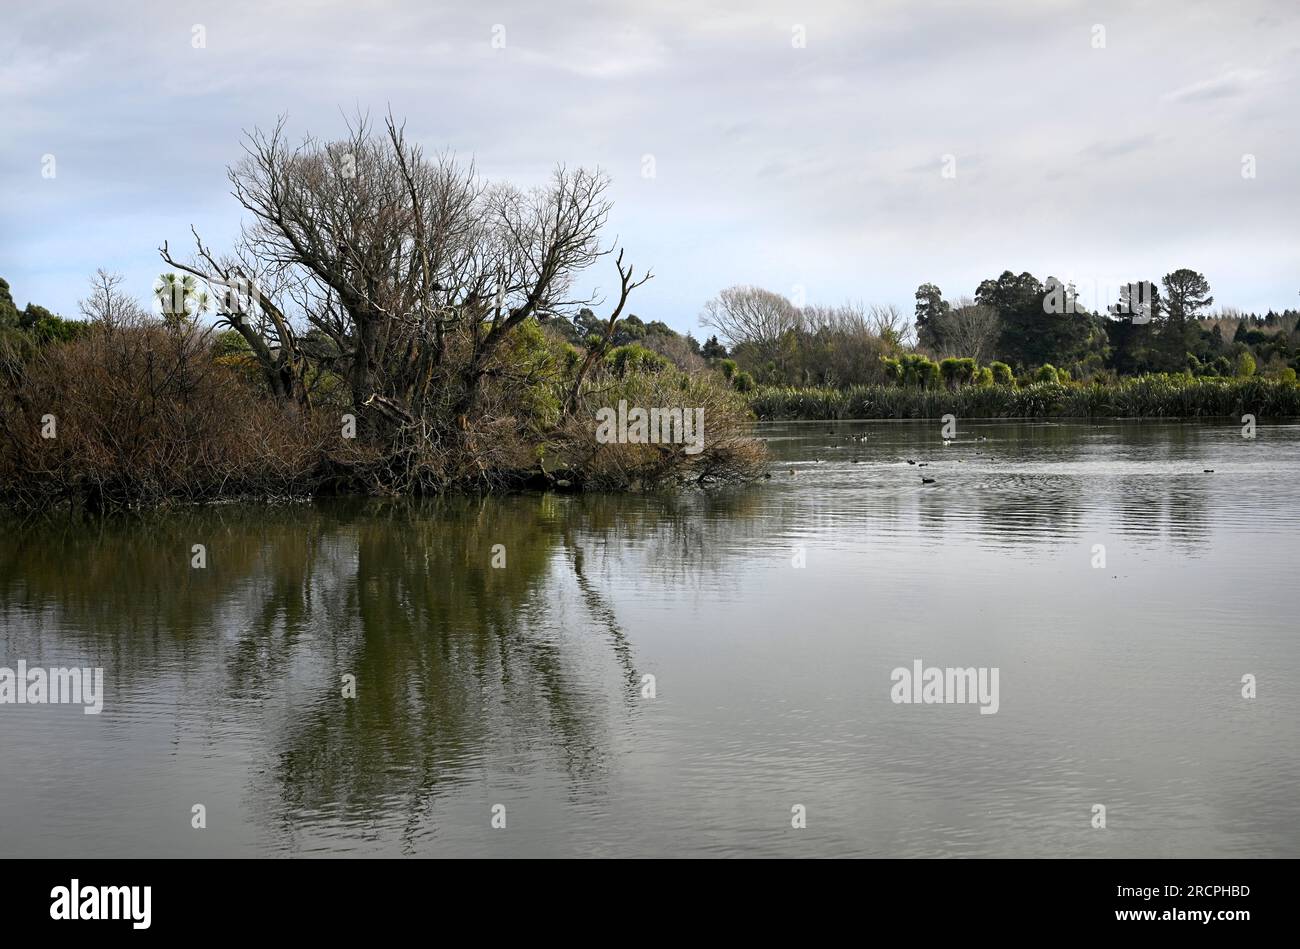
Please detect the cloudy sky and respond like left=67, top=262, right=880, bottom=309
left=2, top=0, right=1297, bottom=332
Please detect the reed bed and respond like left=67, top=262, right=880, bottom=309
left=748, top=376, right=1300, bottom=420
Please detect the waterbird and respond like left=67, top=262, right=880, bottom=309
left=1203, top=468, right=1214, bottom=473
left=921, top=476, right=936, bottom=484
left=906, top=459, right=916, bottom=465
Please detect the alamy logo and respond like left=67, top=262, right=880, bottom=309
left=890, top=660, right=1000, bottom=715
left=1040, top=277, right=1155, bottom=324
left=50, top=880, right=151, bottom=929
left=0, top=661, right=104, bottom=714
left=595, top=400, right=705, bottom=455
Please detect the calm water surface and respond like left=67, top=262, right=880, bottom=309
left=2, top=419, right=1298, bottom=857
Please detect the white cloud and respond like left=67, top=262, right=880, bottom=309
left=1162, top=69, right=1265, bottom=103
left=1, top=0, right=1298, bottom=322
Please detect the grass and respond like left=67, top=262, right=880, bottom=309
left=748, top=375, right=1300, bottom=420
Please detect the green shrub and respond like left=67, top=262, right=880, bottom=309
left=939, top=357, right=976, bottom=388
left=607, top=343, right=669, bottom=378
left=898, top=353, right=940, bottom=389
left=939, top=357, right=960, bottom=387
left=566, top=364, right=766, bottom=489
left=989, top=361, right=1013, bottom=385
left=214, top=329, right=252, bottom=357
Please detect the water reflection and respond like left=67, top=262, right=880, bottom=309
left=767, top=419, right=1278, bottom=551
left=1, top=420, right=1298, bottom=857
left=0, top=493, right=777, bottom=853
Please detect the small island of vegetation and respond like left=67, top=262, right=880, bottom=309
left=4, top=115, right=1297, bottom=513
left=0, top=113, right=764, bottom=512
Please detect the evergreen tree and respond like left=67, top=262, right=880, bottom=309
left=914, top=283, right=949, bottom=351
left=0, top=277, right=19, bottom=328
left=701, top=335, right=727, bottom=361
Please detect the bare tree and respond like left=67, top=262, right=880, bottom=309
left=160, top=111, right=648, bottom=440
left=562, top=249, right=653, bottom=416
left=935, top=297, right=1000, bottom=363
left=641, top=331, right=704, bottom=372
left=868, top=303, right=909, bottom=344
left=161, top=227, right=309, bottom=406
left=800, top=302, right=870, bottom=336
left=79, top=269, right=148, bottom=327
left=699, top=286, right=799, bottom=361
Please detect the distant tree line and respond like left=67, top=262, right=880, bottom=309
left=917, top=268, right=1298, bottom=383
left=693, top=271, right=1300, bottom=390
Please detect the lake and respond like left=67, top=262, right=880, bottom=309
left=2, top=419, right=1298, bottom=857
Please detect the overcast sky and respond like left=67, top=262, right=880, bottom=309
left=2, top=0, right=1297, bottom=332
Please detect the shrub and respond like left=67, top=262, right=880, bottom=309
left=0, top=318, right=333, bottom=510
left=938, top=357, right=976, bottom=388
left=214, top=329, right=253, bottom=357
left=607, top=343, right=669, bottom=378
left=958, top=357, right=977, bottom=383
left=989, top=361, right=1013, bottom=385
left=897, top=353, right=940, bottom=389
left=561, top=367, right=766, bottom=489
